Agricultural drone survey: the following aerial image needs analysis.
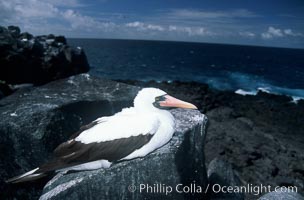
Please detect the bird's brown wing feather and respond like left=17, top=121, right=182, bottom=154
left=37, top=134, right=153, bottom=173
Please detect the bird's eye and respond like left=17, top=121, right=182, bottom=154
left=155, top=95, right=167, bottom=102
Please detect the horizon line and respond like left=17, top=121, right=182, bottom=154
left=66, top=37, right=304, bottom=50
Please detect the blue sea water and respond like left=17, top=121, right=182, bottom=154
left=68, top=38, right=304, bottom=100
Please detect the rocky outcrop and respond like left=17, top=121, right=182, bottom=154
left=207, top=158, right=244, bottom=200
left=205, top=106, right=304, bottom=199
left=3, top=75, right=302, bottom=199
left=0, top=25, right=90, bottom=86
left=1, top=74, right=208, bottom=200
left=0, top=80, right=13, bottom=98
left=39, top=109, right=208, bottom=200
left=259, top=188, right=304, bottom=200
left=0, top=74, right=140, bottom=200
left=117, top=80, right=304, bottom=199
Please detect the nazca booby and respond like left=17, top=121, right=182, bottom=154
left=7, top=88, right=197, bottom=183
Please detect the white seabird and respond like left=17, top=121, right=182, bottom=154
left=7, top=88, right=197, bottom=183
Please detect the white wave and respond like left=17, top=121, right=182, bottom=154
left=257, top=87, right=271, bottom=93
left=235, top=89, right=257, bottom=96
left=291, top=96, right=304, bottom=104
left=234, top=86, right=304, bottom=104
left=223, top=72, right=304, bottom=103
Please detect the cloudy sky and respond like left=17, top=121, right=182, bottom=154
left=1, top=0, right=303, bottom=48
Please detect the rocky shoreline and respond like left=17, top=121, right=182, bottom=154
left=0, top=76, right=302, bottom=200
left=0, top=27, right=303, bottom=199
left=117, top=80, right=304, bottom=199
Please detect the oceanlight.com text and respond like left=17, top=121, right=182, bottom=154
left=127, top=183, right=298, bottom=196
left=211, top=184, right=297, bottom=196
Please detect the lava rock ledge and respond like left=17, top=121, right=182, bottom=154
left=39, top=109, right=208, bottom=200
left=0, top=74, right=140, bottom=199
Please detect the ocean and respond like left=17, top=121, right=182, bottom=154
left=68, top=38, right=304, bottom=100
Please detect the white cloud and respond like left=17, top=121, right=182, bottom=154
left=63, top=9, right=97, bottom=29
left=146, top=24, right=165, bottom=31
left=62, top=9, right=117, bottom=33
left=168, top=25, right=213, bottom=36
left=284, top=29, right=293, bottom=35
left=261, top=32, right=271, bottom=39
left=261, top=26, right=303, bottom=39
left=0, top=0, right=116, bottom=35
left=0, top=0, right=59, bottom=20
left=262, top=27, right=284, bottom=39
left=283, top=29, right=303, bottom=37
left=169, top=25, right=191, bottom=34
left=126, top=22, right=213, bottom=37
left=168, top=25, right=177, bottom=31
left=268, top=27, right=283, bottom=37
left=15, top=0, right=59, bottom=18
left=168, top=9, right=258, bottom=20
left=239, top=31, right=256, bottom=37
left=45, top=0, right=83, bottom=7
left=126, top=21, right=144, bottom=28
left=126, top=21, right=164, bottom=32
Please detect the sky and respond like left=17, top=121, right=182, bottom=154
left=1, top=0, right=304, bottom=48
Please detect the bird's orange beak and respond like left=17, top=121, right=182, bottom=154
left=159, top=95, right=198, bottom=109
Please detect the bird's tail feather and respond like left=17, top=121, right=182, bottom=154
left=6, top=168, right=47, bottom=184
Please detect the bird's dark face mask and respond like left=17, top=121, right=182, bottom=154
left=153, top=94, right=197, bottom=110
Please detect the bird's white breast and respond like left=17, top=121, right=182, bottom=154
left=121, top=110, right=175, bottom=160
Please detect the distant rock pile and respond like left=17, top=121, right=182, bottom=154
left=0, top=25, right=90, bottom=87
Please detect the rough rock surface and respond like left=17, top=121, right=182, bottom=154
left=39, top=109, right=208, bottom=200
left=205, top=106, right=304, bottom=199
left=118, top=80, right=304, bottom=199
left=0, top=80, right=13, bottom=98
left=0, top=74, right=140, bottom=200
left=259, top=188, right=304, bottom=200
left=0, top=26, right=90, bottom=86
left=207, top=158, right=244, bottom=200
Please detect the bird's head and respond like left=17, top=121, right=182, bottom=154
left=134, top=88, right=197, bottom=112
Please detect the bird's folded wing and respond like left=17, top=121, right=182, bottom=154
left=68, top=107, right=137, bottom=140
left=38, top=114, right=160, bottom=172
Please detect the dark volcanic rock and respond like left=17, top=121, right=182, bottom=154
left=39, top=109, right=208, bottom=200
left=0, top=74, right=140, bottom=200
left=205, top=106, right=304, bottom=199
left=8, top=26, right=21, bottom=38
left=0, top=25, right=90, bottom=86
left=1, top=75, right=208, bottom=200
left=258, top=188, right=304, bottom=200
left=0, top=81, right=13, bottom=98
left=0, top=26, right=16, bottom=47
left=54, top=36, right=67, bottom=45
left=207, top=158, right=244, bottom=200
left=20, top=32, right=34, bottom=40
left=117, top=80, right=304, bottom=199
